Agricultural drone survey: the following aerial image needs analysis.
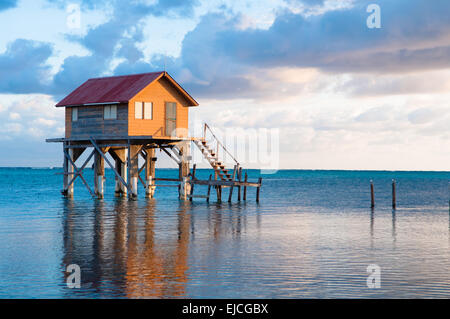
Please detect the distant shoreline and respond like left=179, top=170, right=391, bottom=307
left=0, top=167, right=449, bottom=173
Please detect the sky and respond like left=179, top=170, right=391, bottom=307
left=0, top=0, right=449, bottom=170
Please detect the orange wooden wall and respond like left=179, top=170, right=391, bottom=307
left=128, top=77, right=191, bottom=137
left=65, top=107, right=71, bottom=138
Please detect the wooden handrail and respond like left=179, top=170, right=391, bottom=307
left=203, top=123, right=240, bottom=166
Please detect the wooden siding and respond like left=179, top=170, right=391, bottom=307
left=128, top=77, right=190, bottom=137
left=65, top=107, right=72, bottom=138
left=67, top=104, right=128, bottom=138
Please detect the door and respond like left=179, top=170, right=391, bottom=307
left=165, top=102, right=177, bottom=136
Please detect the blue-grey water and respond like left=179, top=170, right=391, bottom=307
left=0, top=168, right=449, bottom=298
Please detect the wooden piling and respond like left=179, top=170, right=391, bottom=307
left=243, top=173, right=248, bottom=201
left=370, top=180, right=375, bottom=208
left=237, top=167, right=242, bottom=201
left=94, top=149, right=105, bottom=199
left=228, top=165, right=237, bottom=202
left=206, top=174, right=212, bottom=203
left=217, top=185, right=222, bottom=202
left=67, top=148, right=74, bottom=197
left=145, top=148, right=156, bottom=198
left=392, top=179, right=396, bottom=210
left=189, top=164, right=196, bottom=202
left=256, top=177, right=262, bottom=202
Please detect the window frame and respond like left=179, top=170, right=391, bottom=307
left=72, top=107, right=78, bottom=122
left=135, top=101, right=143, bottom=119
left=104, top=105, right=117, bottom=120
left=144, top=102, right=153, bottom=120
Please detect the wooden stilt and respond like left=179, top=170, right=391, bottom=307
left=121, top=148, right=128, bottom=196
left=189, top=164, right=197, bottom=202
left=89, top=138, right=130, bottom=195
left=178, top=141, right=191, bottom=200
left=94, top=149, right=105, bottom=199
left=237, top=167, right=242, bottom=201
left=243, top=173, right=248, bottom=201
left=392, top=179, right=396, bottom=210
left=206, top=174, right=212, bottom=203
left=370, top=180, right=375, bottom=208
left=145, top=148, right=156, bottom=198
left=67, top=148, right=74, bottom=197
left=256, top=177, right=262, bottom=202
left=63, top=143, right=69, bottom=196
left=228, top=165, right=237, bottom=202
left=63, top=148, right=95, bottom=198
left=114, top=156, right=122, bottom=197
left=128, top=145, right=141, bottom=199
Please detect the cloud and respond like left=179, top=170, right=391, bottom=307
left=408, top=108, right=439, bottom=125
left=215, top=0, right=450, bottom=72
left=49, top=0, right=199, bottom=96
left=0, top=39, right=53, bottom=94
left=342, top=70, right=450, bottom=97
left=0, top=0, right=18, bottom=12
left=354, top=106, right=390, bottom=123
left=121, top=0, right=447, bottom=100
left=0, top=95, right=64, bottom=140
left=3, top=0, right=450, bottom=102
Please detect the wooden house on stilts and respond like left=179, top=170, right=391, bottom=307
left=46, top=71, right=261, bottom=201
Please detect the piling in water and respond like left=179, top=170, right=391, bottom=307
left=370, top=180, right=375, bottom=208
left=392, top=179, right=396, bottom=210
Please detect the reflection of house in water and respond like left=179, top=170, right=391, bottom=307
left=62, top=200, right=191, bottom=298
left=61, top=199, right=255, bottom=298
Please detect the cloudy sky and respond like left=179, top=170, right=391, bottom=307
left=0, top=0, right=449, bottom=170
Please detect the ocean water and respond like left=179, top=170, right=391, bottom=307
left=0, top=168, right=449, bottom=298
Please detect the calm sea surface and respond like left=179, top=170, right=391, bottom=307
left=0, top=168, right=449, bottom=298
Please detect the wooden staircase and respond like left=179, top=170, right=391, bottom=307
left=193, top=138, right=234, bottom=181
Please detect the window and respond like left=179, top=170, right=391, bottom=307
left=135, top=101, right=143, bottom=119
left=144, top=102, right=152, bottom=119
left=72, top=107, right=78, bottom=122
left=135, top=101, right=152, bottom=119
left=104, top=105, right=117, bottom=120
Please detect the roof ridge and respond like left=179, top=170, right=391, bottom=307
left=88, top=71, right=165, bottom=81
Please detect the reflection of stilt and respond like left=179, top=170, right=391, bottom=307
left=124, top=201, right=191, bottom=298
left=62, top=200, right=191, bottom=298
left=392, top=209, right=397, bottom=244
left=370, top=208, right=375, bottom=249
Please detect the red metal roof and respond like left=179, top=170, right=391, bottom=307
left=55, top=71, right=198, bottom=107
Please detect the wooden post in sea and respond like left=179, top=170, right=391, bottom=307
left=392, top=179, right=396, bottom=210
left=206, top=174, right=212, bottom=203
left=228, top=165, right=237, bottom=202
left=370, top=180, right=375, bottom=208
left=67, top=148, right=74, bottom=197
left=189, top=164, right=196, bottom=202
left=256, top=177, right=262, bottom=202
left=145, top=148, right=156, bottom=198
left=129, top=145, right=141, bottom=199
left=94, top=148, right=105, bottom=199
left=243, top=173, right=248, bottom=201
left=237, top=167, right=242, bottom=201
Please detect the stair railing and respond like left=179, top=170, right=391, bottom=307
left=203, top=123, right=240, bottom=167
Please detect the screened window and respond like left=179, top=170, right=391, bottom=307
left=104, top=105, right=117, bottom=120
left=144, top=102, right=153, bottom=119
left=135, top=101, right=143, bottom=119
left=72, top=107, right=78, bottom=122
